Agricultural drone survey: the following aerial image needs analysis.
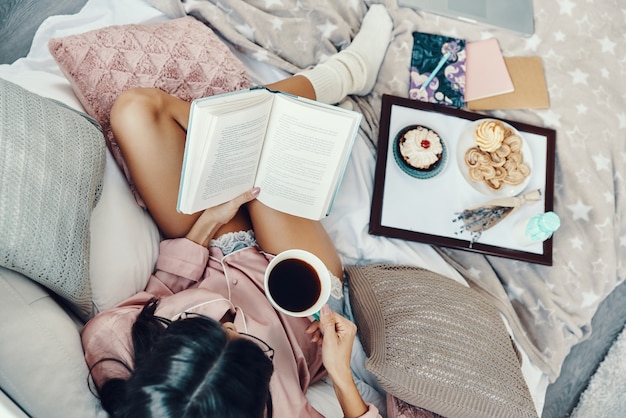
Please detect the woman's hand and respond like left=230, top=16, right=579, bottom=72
left=317, top=304, right=368, bottom=418
left=185, top=187, right=260, bottom=247
left=318, top=304, right=357, bottom=378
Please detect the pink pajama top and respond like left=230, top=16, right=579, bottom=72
left=82, top=238, right=380, bottom=418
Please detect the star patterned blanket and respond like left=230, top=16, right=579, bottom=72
left=147, top=0, right=626, bottom=383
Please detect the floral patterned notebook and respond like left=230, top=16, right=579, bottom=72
left=408, top=31, right=466, bottom=108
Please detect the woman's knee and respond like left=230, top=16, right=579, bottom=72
left=111, top=88, right=190, bottom=144
left=110, top=88, right=166, bottom=136
left=110, top=87, right=165, bottom=147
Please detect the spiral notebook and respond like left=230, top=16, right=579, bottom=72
left=408, top=31, right=466, bottom=108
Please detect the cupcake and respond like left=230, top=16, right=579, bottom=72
left=398, top=125, right=443, bottom=170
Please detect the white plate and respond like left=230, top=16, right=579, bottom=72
left=456, top=119, right=533, bottom=197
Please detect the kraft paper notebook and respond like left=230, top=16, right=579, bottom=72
left=468, top=56, right=550, bottom=110
left=464, top=38, right=514, bottom=101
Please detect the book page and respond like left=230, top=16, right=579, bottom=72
left=255, top=95, right=358, bottom=219
left=179, top=92, right=272, bottom=213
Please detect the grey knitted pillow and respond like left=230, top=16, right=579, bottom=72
left=0, top=79, right=106, bottom=320
left=346, top=264, right=537, bottom=418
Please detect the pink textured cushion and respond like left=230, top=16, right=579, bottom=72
left=49, top=17, right=253, bottom=196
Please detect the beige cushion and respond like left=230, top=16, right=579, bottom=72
left=346, top=264, right=537, bottom=418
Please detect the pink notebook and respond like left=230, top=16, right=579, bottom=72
left=464, top=38, right=514, bottom=102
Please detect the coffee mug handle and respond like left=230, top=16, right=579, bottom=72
left=311, top=311, right=320, bottom=321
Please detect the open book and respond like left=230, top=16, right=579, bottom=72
left=177, top=87, right=361, bottom=220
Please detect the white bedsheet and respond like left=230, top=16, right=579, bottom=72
left=0, top=0, right=548, bottom=415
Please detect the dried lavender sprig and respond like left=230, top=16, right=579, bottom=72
left=453, top=205, right=514, bottom=245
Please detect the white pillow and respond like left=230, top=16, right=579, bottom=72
left=0, top=266, right=107, bottom=418
left=90, top=151, right=160, bottom=312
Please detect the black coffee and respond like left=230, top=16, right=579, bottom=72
left=268, top=258, right=321, bottom=313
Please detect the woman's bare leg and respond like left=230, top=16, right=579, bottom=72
left=266, top=75, right=316, bottom=100
left=246, top=199, right=344, bottom=278
left=110, top=4, right=392, bottom=270
left=110, top=84, right=340, bottom=280
left=252, top=77, right=345, bottom=276
left=111, top=88, right=197, bottom=238
left=110, top=76, right=317, bottom=239
left=111, top=80, right=341, bottom=277
left=110, top=88, right=253, bottom=239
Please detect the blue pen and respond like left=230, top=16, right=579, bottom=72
left=419, top=52, right=451, bottom=90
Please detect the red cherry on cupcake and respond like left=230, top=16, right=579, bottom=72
left=420, top=140, right=430, bottom=149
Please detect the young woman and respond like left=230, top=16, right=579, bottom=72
left=82, top=5, right=393, bottom=417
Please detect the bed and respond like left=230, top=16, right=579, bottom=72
left=0, top=0, right=625, bottom=417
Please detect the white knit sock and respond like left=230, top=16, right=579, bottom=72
left=298, top=4, right=393, bottom=104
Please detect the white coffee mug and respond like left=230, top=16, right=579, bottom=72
left=264, top=249, right=331, bottom=318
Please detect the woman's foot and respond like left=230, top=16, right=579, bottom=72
left=299, top=4, right=393, bottom=104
